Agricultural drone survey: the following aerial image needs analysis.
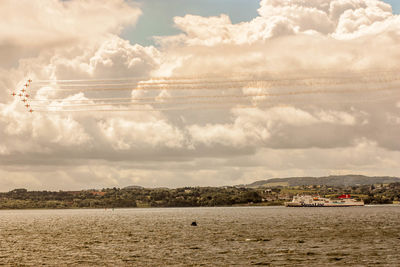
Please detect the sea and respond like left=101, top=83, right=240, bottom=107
left=0, top=206, right=399, bottom=266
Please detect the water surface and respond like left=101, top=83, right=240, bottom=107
left=0, top=206, right=399, bottom=266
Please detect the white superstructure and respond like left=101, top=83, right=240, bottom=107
left=285, top=195, right=364, bottom=207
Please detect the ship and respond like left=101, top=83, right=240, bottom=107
left=285, top=194, right=364, bottom=207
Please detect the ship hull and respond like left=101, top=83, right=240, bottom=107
left=285, top=202, right=364, bottom=207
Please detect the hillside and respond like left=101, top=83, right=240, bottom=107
left=245, top=175, right=400, bottom=188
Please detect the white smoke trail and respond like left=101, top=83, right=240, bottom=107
left=30, top=69, right=400, bottom=83
left=28, top=75, right=400, bottom=92
left=29, top=85, right=400, bottom=105
left=32, top=93, right=396, bottom=113
left=21, top=69, right=400, bottom=113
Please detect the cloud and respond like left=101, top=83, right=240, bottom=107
left=158, top=0, right=395, bottom=48
left=0, top=0, right=399, bottom=190
left=99, top=116, right=186, bottom=150
left=0, top=0, right=142, bottom=68
left=1, top=137, right=398, bottom=190
left=187, top=106, right=361, bottom=149
left=47, top=36, right=161, bottom=80
left=0, top=0, right=181, bottom=166
left=188, top=123, right=252, bottom=148
left=157, top=0, right=400, bottom=77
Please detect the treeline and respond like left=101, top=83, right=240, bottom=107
left=0, top=182, right=399, bottom=209
left=0, top=187, right=266, bottom=209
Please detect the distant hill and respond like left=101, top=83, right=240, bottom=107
left=244, top=175, right=400, bottom=188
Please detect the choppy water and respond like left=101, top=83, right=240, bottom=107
left=0, top=206, right=399, bottom=266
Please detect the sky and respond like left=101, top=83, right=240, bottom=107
left=123, top=0, right=400, bottom=46
left=386, top=0, right=400, bottom=13
left=0, top=0, right=400, bottom=191
left=122, top=0, right=261, bottom=46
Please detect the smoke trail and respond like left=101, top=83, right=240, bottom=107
left=30, top=69, right=400, bottom=83
left=31, top=89, right=398, bottom=112
left=32, top=93, right=396, bottom=113
left=23, top=69, right=400, bottom=114
left=32, top=104, right=256, bottom=112
left=30, top=75, right=400, bottom=87
left=28, top=76, right=400, bottom=92
left=31, top=99, right=258, bottom=108
left=30, top=76, right=378, bottom=87
left=29, top=85, right=400, bottom=104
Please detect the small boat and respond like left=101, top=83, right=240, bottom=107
left=285, top=194, right=364, bottom=207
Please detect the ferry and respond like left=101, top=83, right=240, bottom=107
left=285, top=194, right=364, bottom=207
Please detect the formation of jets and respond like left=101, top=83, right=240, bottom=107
left=11, top=79, right=33, bottom=113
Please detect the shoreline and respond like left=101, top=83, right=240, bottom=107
left=1, top=203, right=399, bottom=211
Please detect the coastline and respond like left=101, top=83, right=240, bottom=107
left=1, top=203, right=399, bottom=211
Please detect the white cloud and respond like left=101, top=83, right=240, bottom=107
left=99, top=117, right=186, bottom=150
left=0, top=137, right=398, bottom=190
left=187, top=106, right=360, bottom=149
left=159, top=0, right=395, bottom=48
left=31, top=114, right=91, bottom=146
left=0, top=0, right=399, bottom=190
left=316, top=110, right=356, bottom=125
left=188, top=124, right=250, bottom=147
left=47, top=36, right=161, bottom=80
left=0, top=0, right=141, bottom=67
